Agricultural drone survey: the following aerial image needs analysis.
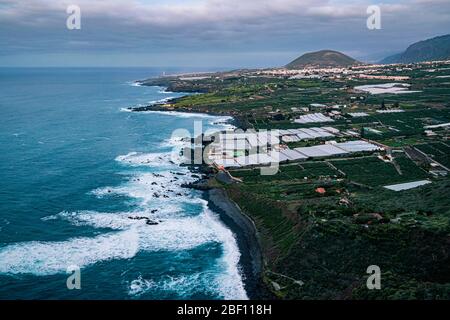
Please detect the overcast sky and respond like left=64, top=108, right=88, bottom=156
left=1, top=0, right=449, bottom=68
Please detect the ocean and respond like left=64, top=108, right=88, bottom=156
left=0, top=68, right=247, bottom=299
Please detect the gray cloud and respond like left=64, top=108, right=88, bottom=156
left=0, top=0, right=449, bottom=67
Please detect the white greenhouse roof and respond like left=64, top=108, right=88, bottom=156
left=384, top=180, right=431, bottom=191
left=335, top=140, right=381, bottom=153
left=278, top=149, right=308, bottom=161
left=234, top=153, right=277, bottom=166
left=322, top=127, right=340, bottom=134
left=349, top=112, right=369, bottom=117
left=294, top=113, right=334, bottom=124
left=295, top=144, right=349, bottom=158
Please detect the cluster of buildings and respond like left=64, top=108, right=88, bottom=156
left=255, top=67, right=350, bottom=79
left=248, top=63, right=420, bottom=82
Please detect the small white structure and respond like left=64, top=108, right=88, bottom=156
left=349, top=112, right=369, bottom=117
left=294, top=113, right=334, bottom=124
left=334, top=140, right=381, bottom=153
left=424, top=122, right=450, bottom=129
left=384, top=180, right=431, bottom=191
left=376, top=109, right=405, bottom=114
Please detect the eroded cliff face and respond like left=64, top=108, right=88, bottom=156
left=225, top=180, right=450, bottom=300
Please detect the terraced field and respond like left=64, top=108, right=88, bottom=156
left=142, top=60, right=450, bottom=300
left=331, top=156, right=429, bottom=187
left=416, top=142, right=450, bottom=169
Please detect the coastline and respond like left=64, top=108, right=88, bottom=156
left=133, top=83, right=265, bottom=299
left=130, top=103, right=245, bottom=129
left=129, top=84, right=247, bottom=129
left=205, top=188, right=269, bottom=300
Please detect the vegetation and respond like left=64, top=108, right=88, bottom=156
left=138, top=59, right=450, bottom=299
left=332, top=155, right=428, bottom=187
left=416, top=142, right=450, bottom=168
left=225, top=165, right=449, bottom=299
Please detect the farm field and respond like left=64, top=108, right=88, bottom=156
left=331, top=155, right=429, bottom=187
left=225, top=162, right=450, bottom=299
left=139, top=59, right=450, bottom=300
left=415, top=142, right=450, bottom=169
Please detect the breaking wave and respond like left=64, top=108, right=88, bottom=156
left=0, top=229, right=140, bottom=275
left=0, top=144, right=247, bottom=299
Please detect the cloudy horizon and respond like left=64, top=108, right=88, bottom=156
left=1, top=0, right=449, bottom=68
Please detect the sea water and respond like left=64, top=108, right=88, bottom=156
left=0, top=68, right=247, bottom=299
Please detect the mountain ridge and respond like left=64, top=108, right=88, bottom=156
left=381, top=34, right=450, bottom=64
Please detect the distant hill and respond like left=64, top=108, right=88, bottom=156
left=286, top=50, right=360, bottom=69
left=381, top=34, right=450, bottom=64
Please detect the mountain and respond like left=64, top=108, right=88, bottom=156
left=381, top=34, right=450, bottom=64
left=286, top=50, right=360, bottom=69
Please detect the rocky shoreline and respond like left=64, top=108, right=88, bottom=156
left=129, top=102, right=246, bottom=129
left=180, top=166, right=269, bottom=299
left=206, top=188, right=270, bottom=299
left=131, top=82, right=266, bottom=299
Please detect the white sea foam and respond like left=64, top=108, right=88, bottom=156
left=115, top=151, right=182, bottom=167
left=92, top=177, right=191, bottom=206
left=128, top=81, right=142, bottom=87
left=147, top=199, right=247, bottom=299
left=49, top=205, right=183, bottom=227
left=128, top=273, right=212, bottom=297
left=147, top=97, right=175, bottom=105
left=197, top=201, right=248, bottom=300
left=0, top=207, right=245, bottom=295
left=140, top=110, right=219, bottom=119
left=160, top=136, right=190, bottom=149
left=127, top=214, right=247, bottom=299
left=121, top=103, right=235, bottom=131
left=54, top=210, right=143, bottom=230
left=158, top=89, right=174, bottom=94
left=71, top=208, right=225, bottom=253
left=0, top=229, right=140, bottom=275
left=0, top=118, right=247, bottom=298
left=129, top=276, right=156, bottom=296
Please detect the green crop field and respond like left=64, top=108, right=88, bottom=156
left=142, top=60, right=450, bottom=300
left=331, top=156, right=428, bottom=187
left=415, top=142, right=450, bottom=168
